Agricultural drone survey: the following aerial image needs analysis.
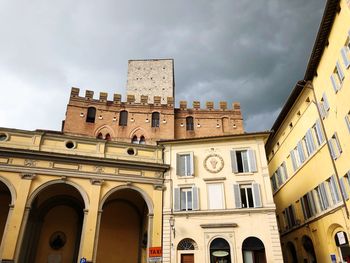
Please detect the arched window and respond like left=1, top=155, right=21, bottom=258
left=177, top=238, right=197, bottom=250
left=119, top=111, right=128, bottom=126
left=97, top=133, right=103, bottom=139
left=139, top=136, right=146, bottom=144
left=132, top=135, right=138, bottom=144
left=152, top=112, right=160, bottom=127
left=86, top=107, right=96, bottom=123
left=186, top=116, right=194, bottom=131
left=210, top=238, right=231, bottom=263
left=242, top=237, right=266, bottom=263
left=105, top=134, right=111, bottom=141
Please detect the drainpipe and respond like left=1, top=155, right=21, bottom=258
left=304, top=80, right=350, bottom=219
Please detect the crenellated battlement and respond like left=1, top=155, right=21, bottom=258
left=70, top=88, right=241, bottom=112
left=69, top=87, right=175, bottom=107
left=178, top=100, right=241, bottom=111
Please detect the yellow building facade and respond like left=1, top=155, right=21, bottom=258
left=160, top=133, right=283, bottom=263
left=266, top=0, right=350, bottom=262
left=0, top=128, right=168, bottom=263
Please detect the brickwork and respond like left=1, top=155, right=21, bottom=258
left=63, top=88, right=244, bottom=144
left=126, top=59, right=174, bottom=104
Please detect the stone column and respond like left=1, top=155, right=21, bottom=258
left=78, top=179, right=103, bottom=263
left=1, top=173, right=35, bottom=262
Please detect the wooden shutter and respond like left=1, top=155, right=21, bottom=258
left=306, top=129, right=316, bottom=154
left=192, top=187, right=199, bottom=210
left=282, top=161, right=288, bottom=181
left=322, top=93, right=330, bottom=112
left=230, top=150, right=238, bottom=173
left=330, top=175, right=341, bottom=203
left=252, top=183, right=262, bottom=208
left=330, top=75, right=339, bottom=92
left=334, top=132, right=342, bottom=154
left=233, top=184, right=242, bottom=208
left=189, top=152, right=194, bottom=176
left=307, top=192, right=316, bottom=216
left=297, top=141, right=305, bottom=163
left=290, top=150, right=297, bottom=171
left=300, top=197, right=307, bottom=219
left=345, top=115, right=350, bottom=133
left=248, top=149, right=257, bottom=172
left=336, top=61, right=345, bottom=81
left=341, top=47, right=350, bottom=68
left=319, top=182, right=329, bottom=209
left=176, top=154, right=185, bottom=176
left=174, top=188, right=181, bottom=211
left=340, top=177, right=349, bottom=200
left=315, top=119, right=324, bottom=143
left=328, top=139, right=336, bottom=160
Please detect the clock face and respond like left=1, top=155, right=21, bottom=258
left=204, top=154, right=224, bottom=173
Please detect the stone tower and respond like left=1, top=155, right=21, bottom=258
left=126, top=59, right=174, bottom=104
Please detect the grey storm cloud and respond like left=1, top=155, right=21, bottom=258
left=0, top=0, right=324, bottom=132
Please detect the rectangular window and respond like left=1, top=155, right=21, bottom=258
left=174, top=187, right=199, bottom=211
left=231, top=149, right=257, bottom=173
left=291, top=142, right=304, bottom=171
left=328, top=133, right=342, bottom=160
left=207, top=183, right=224, bottom=209
left=320, top=93, right=330, bottom=118
left=339, top=177, right=349, bottom=200
left=283, top=205, right=297, bottom=229
left=301, top=192, right=317, bottom=220
left=233, top=183, right=262, bottom=208
left=331, top=62, right=345, bottom=92
left=176, top=152, right=194, bottom=176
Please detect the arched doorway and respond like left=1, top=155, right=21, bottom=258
left=209, top=238, right=231, bottom=263
left=334, top=231, right=350, bottom=261
left=302, top=235, right=317, bottom=263
left=177, top=238, right=197, bottom=263
left=0, top=181, right=12, bottom=247
left=19, top=183, right=85, bottom=263
left=242, top=237, right=266, bottom=263
left=286, top=242, right=298, bottom=263
left=96, top=188, right=150, bottom=263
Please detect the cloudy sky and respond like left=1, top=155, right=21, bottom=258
left=0, top=0, right=325, bottom=132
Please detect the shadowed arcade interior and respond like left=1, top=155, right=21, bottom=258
left=19, top=183, right=85, bottom=263
left=96, top=188, right=149, bottom=263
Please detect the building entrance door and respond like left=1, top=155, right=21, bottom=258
left=181, top=254, right=194, bottom=263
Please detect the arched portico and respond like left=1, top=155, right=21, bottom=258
left=18, top=182, right=86, bottom=263
left=95, top=186, right=153, bottom=263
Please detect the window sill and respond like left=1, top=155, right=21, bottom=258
left=177, top=175, right=194, bottom=179
left=233, top=172, right=254, bottom=176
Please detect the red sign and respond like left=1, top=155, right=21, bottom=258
left=149, top=247, right=162, bottom=257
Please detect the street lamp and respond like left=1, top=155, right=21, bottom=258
left=169, top=217, right=175, bottom=238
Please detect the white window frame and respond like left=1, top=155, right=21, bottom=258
left=233, top=183, right=262, bottom=209
left=328, top=175, right=341, bottom=205
left=231, top=148, right=257, bottom=173
left=176, top=152, right=194, bottom=177
left=174, top=186, right=199, bottom=212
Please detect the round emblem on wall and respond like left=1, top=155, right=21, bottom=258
left=204, top=154, right=224, bottom=173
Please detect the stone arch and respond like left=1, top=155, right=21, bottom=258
left=242, top=236, right=266, bottom=263
left=177, top=238, right=198, bottom=250
left=26, top=179, right=89, bottom=210
left=327, top=223, right=345, bottom=239
left=100, top=184, right=154, bottom=215
left=0, top=175, right=16, bottom=206
left=94, top=124, right=115, bottom=139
